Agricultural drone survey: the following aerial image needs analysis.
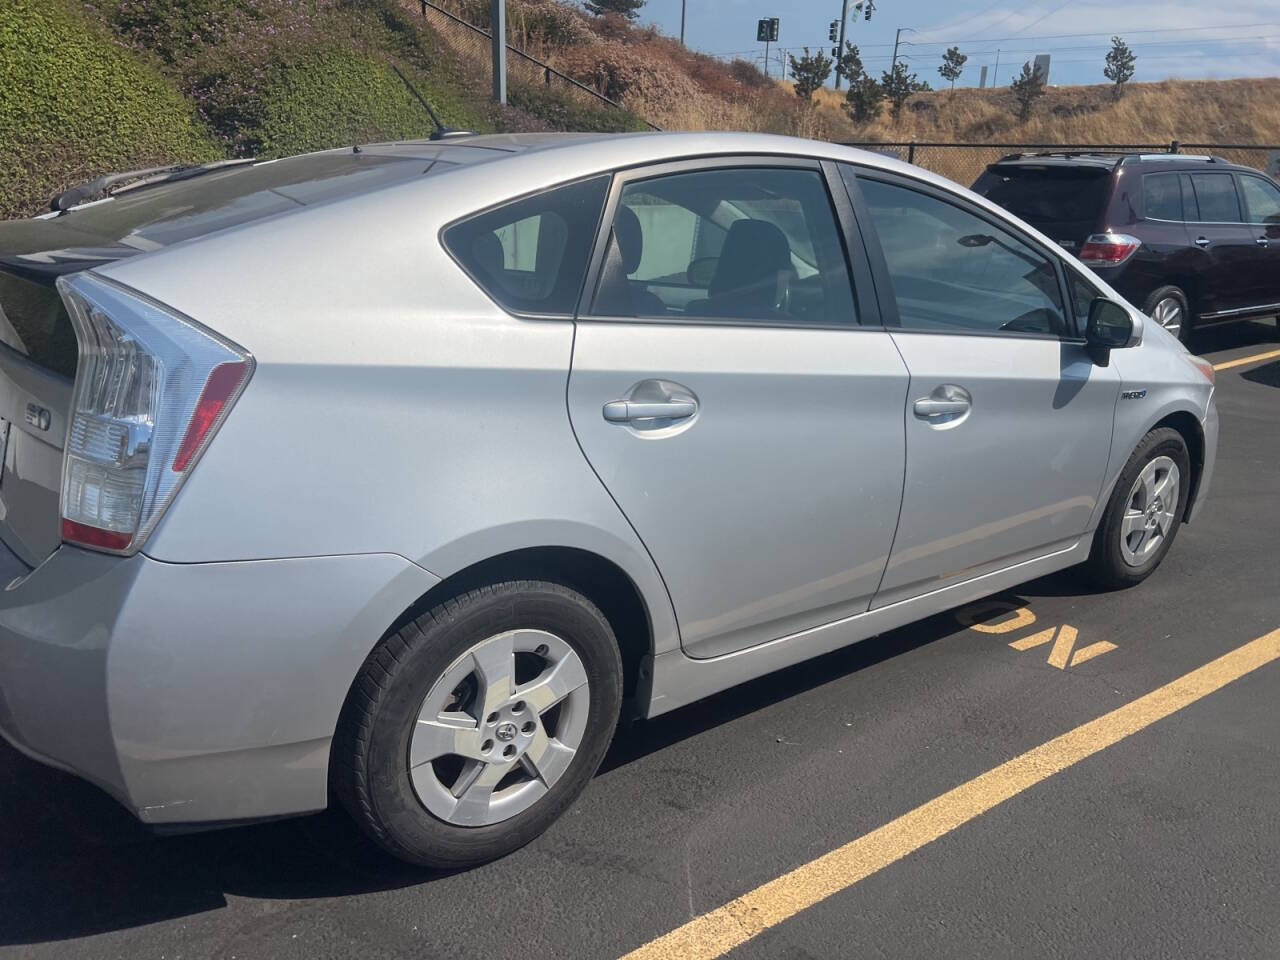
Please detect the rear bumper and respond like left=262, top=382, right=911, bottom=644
left=0, top=545, right=435, bottom=825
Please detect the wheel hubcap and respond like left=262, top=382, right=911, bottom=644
left=1151, top=297, right=1183, bottom=336
left=408, top=629, right=590, bottom=827
left=1120, top=456, right=1180, bottom=567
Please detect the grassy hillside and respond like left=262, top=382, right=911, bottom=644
left=812, top=78, right=1280, bottom=145
left=1, top=0, right=645, bottom=220
left=5, top=0, right=1277, bottom=221
left=0, top=0, right=221, bottom=219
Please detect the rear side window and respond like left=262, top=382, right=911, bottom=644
left=1188, top=173, right=1242, bottom=223
left=1142, top=173, right=1183, bottom=221
left=857, top=177, right=1067, bottom=337
left=444, top=175, right=609, bottom=316
left=590, top=166, right=856, bottom=326
left=1239, top=176, right=1280, bottom=224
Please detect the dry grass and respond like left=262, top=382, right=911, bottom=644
left=810, top=78, right=1280, bottom=144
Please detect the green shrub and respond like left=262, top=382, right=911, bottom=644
left=0, top=0, right=219, bottom=220
left=508, top=83, right=649, bottom=132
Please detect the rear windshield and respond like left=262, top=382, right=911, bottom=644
left=972, top=165, right=1112, bottom=240
left=0, top=273, right=75, bottom=379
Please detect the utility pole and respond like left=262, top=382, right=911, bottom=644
left=890, top=27, right=914, bottom=74
left=680, top=0, right=686, bottom=45
left=992, top=48, right=1001, bottom=88
left=834, top=0, right=850, bottom=89
left=490, top=0, right=506, bottom=104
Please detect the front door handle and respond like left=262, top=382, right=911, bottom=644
left=1258, top=236, right=1270, bottom=247
left=913, top=398, right=971, bottom=417
left=603, top=399, right=697, bottom=423
left=1195, top=236, right=1211, bottom=247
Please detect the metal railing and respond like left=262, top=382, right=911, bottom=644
left=841, top=140, right=1280, bottom=187
left=417, top=0, right=660, bottom=130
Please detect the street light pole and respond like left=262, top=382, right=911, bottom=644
left=833, top=0, right=850, bottom=90
left=490, top=0, right=506, bottom=104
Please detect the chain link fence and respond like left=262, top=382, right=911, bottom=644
left=842, top=141, right=1280, bottom=188
left=415, top=0, right=659, bottom=130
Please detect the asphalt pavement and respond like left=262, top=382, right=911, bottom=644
left=1, top=321, right=1277, bottom=960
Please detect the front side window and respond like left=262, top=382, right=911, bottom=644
left=590, top=166, right=856, bottom=326
left=444, top=175, right=609, bottom=315
left=1239, top=175, right=1280, bottom=224
left=1188, top=173, right=1242, bottom=223
left=1143, top=173, right=1183, bottom=221
left=857, top=177, right=1066, bottom=336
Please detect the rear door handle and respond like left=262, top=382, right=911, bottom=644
left=1258, top=236, right=1270, bottom=247
left=913, top=398, right=971, bottom=417
left=1195, top=236, right=1211, bottom=247
left=603, top=399, right=697, bottom=423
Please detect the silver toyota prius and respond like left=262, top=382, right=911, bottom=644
left=0, top=132, right=1218, bottom=867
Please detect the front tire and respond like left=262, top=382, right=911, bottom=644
left=332, top=580, right=623, bottom=869
left=1142, top=286, right=1192, bottom=344
left=1085, top=427, right=1191, bottom=589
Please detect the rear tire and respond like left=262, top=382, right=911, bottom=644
left=1142, top=286, right=1192, bottom=344
left=1084, top=427, right=1191, bottom=589
left=332, top=580, right=623, bottom=869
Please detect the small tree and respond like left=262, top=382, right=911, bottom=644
left=1010, top=60, right=1046, bottom=121
left=583, top=0, right=645, bottom=21
left=1104, top=36, right=1136, bottom=99
left=840, top=44, right=883, bottom=124
left=788, top=47, right=834, bottom=102
left=938, top=46, right=967, bottom=92
left=881, top=61, right=918, bottom=122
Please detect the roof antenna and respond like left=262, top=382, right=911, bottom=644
left=390, top=63, right=470, bottom=140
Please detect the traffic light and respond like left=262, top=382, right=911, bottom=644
left=864, top=0, right=874, bottom=20
left=828, top=20, right=839, bottom=42
left=756, top=17, right=779, bottom=42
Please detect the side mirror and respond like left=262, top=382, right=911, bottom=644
left=1085, top=298, right=1140, bottom=366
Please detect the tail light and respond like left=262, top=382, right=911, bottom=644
left=1079, top=233, right=1141, bottom=267
left=55, top=273, right=253, bottom=555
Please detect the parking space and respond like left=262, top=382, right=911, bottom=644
left=0, top=323, right=1277, bottom=960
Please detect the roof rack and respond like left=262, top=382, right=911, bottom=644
left=1130, top=153, right=1218, bottom=162
left=995, top=151, right=1128, bottom=163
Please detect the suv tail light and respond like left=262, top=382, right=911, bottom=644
left=1079, top=233, right=1141, bottom=267
left=55, top=273, right=253, bottom=555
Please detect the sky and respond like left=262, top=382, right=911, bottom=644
left=633, top=0, right=1280, bottom=87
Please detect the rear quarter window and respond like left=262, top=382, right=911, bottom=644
left=1142, top=173, right=1183, bottom=221
left=443, top=176, right=609, bottom=316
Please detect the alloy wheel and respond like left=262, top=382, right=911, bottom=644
left=1119, top=456, right=1180, bottom=567
left=1151, top=297, right=1184, bottom=337
left=408, top=629, right=590, bottom=827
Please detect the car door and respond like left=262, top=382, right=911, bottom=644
left=567, top=158, right=909, bottom=659
left=1237, top=172, right=1280, bottom=311
left=1183, top=171, right=1255, bottom=317
left=839, top=166, right=1121, bottom=607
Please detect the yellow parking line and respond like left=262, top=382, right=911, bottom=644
left=619, top=628, right=1280, bottom=960
left=1212, top=348, right=1280, bottom=371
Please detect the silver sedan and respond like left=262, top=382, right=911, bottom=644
left=0, top=132, right=1217, bottom=867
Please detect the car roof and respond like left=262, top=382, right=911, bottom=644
left=986, top=151, right=1253, bottom=173
left=2, top=131, right=930, bottom=264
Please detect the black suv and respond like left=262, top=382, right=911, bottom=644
left=973, top=152, right=1280, bottom=342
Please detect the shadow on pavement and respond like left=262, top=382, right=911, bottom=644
left=0, top=569, right=1084, bottom=945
